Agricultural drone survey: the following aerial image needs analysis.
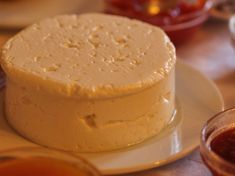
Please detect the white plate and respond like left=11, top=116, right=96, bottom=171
left=0, top=0, right=103, bottom=28
left=0, top=61, right=224, bottom=175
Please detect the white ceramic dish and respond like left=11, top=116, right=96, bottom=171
left=0, top=61, right=224, bottom=175
left=0, top=0, right=103, bottom=28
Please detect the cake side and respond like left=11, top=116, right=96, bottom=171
left=5, top=69, right=174, bottom=152
left=1, top=13, right=176, bottom=98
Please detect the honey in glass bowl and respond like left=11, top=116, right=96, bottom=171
left=0, top=147, right=100, bottom=176
left=200, top=108, right=235, bottom=176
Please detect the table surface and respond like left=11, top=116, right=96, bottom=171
left=0, top=17, right=234, bottom=176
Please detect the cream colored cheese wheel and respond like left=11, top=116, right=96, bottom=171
left=1, top=13, right=176, bottom=152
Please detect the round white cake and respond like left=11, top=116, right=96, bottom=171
left=1, top=13, right=176, bottom=152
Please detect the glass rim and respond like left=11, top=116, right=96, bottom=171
left=169, top=0, right=213, bottom=21
left=155, top=0, right=213, bottom=31
left=200, top=107, right=235, bottom=171
left=162, top=12, right=208, bottom=31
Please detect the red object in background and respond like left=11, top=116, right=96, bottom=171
left=104, top=0, right=212, bottom=45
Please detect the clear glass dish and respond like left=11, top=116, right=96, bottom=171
left=200, top=108, right=235, bottom=176
left=0, top=146, right=101, bottom=176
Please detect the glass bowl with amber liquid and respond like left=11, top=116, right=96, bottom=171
left=200, top=108, right=235, bottom=176
left=0, top=147, right=101, bottom=176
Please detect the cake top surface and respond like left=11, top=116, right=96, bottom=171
left=1, top=13, right=176, bottom=98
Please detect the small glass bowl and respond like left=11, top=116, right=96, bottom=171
left=200, top=108, right=235, bottom=176
left=104, top=0, right=213, bottom=45
left=0, top=146, right=101, bottom=176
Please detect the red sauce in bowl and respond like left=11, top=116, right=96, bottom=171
left=104, top=0, right=211, bottom=45
left=105, top=0, right=206, bottom=23
left=210, top=127, right=235, bottom=164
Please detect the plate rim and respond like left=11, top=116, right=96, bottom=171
left=100, top=145, right=198, bottom=175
